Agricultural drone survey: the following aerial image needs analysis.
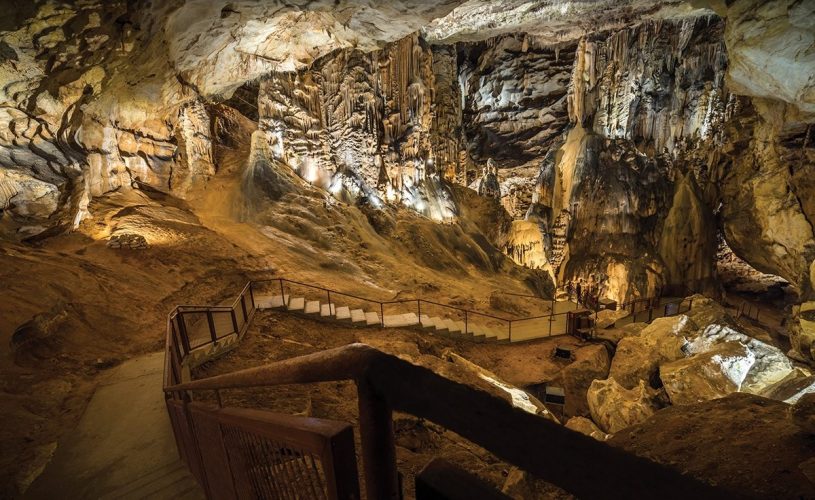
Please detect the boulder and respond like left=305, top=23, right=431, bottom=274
left=608, top=315, right=696, bottom=389
left=565, top=416, right=609, bottom=441
left=594, top=308, right=630, bottom=330
left=587, top=378, right=660, bottom=433
left=686, top=324, right=796, bottom=394
left=441, top=350, right=557, bottom=422
left=595, top=321, right=647, bottom=344
left=761, top=371, right=815, bottom=404
left=561, top=343, right=611, bottom=417
left=660, top=342, right=752, bottom=405
left=789, top=393, right=815, bottom=436
left=685, top=295, right=734, bottom=329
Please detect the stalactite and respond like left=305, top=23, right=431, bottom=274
left=568, top=17, right=729, bottom=154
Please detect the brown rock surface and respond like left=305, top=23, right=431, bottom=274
left=610, top=393, right=815, bottom=499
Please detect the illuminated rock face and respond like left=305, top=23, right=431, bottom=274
left=587, top=377, right=660, bottom=433
left=536, top=17, right=731, bottom=298
left=609, top=315, right=697, bottom=390
left=660, top=323, right=797, bottom=405
left=1, top=1, right=814, bottom=330
left=459, top=35, right=575, bottom=165
left=257, top=34, right=457, bottom=221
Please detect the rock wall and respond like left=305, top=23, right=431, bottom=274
left=459, top=35, right=575, bottom=165
left=1, top=1, right=814, bottom=325
left=257, top=34, right=457, bottom=221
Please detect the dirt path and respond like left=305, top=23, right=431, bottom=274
left=24, top=352, right=203, bottom=500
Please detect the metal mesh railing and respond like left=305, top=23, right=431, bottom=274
left=222, top=426, right=329, bottom=499
left=163, top=282, right=729, bottom=500
left=163, top=282, right=361, bottom=500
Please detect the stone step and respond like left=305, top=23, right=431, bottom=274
left=364, top=311, right=380, bottom=326
left=304, top=300, right=320, bottom=315
left=320, top=303, right=336, bottom=317
left=433, top=318, right=450, bottom=332
left=420, top=316, right=440, bottom=329
left=255, top=294, right=289, bottom=309
left=447, top=320, right=465, bottom=334
left=288, top=297, right=305, bottom=311
left=350, top=309, right=366, bottom=323
left=383, top=313, right=419, bottom=327
left=335, top=306, right=351, bottom=321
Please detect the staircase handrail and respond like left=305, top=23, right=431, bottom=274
left=164, top=343, right=728, bottom=500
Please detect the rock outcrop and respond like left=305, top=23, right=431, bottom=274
left=587, top=377, right=660, bottom=434
left=561, top=343, right=611, bottom=418
left=660, top=323, right=797, bottom=404
left=609, top=393, right=815, bottom=498
left=565, top=416, right=609, bottom=441
left=1, top=1, right=814, bottom=349
left=608, top=315, right=696, bottom=389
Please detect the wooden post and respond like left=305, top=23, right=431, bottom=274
left=357, top=377, right=400, bottom=500
left=207, top=311, right=217, bottom=342
left=240, top=295, right=248, bottom=323
left=177, top=313, right=192, bottom=355
left=230, top=309, right=239, bottom=335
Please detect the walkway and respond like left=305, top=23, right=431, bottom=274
left=613, top=296, right=686, bottom=327
left=25, top=352, right=203, bottom=500
left=253, top=289, right=583, bottom=343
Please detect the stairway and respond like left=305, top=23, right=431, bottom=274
left=254, top=294, right=511, bottom=343
left=98, top=461, right=203, bottom=500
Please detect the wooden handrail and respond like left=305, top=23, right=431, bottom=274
left=162, top=280, right=719, bottom=499
left=165, top=343, right=730, bottom=499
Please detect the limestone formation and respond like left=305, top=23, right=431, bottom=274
left=608, top=315, right=696, bottom=389
left=561, top=343, right=611, bottom=418
left=660, top=341, right=754, bottom=405
left=106, top=233, right=148, bottom=250
left=683, top=324, right=796, bottom=392
left=3, top=2, right=815, bottom=498
left=476, top=160, right=500, bottom=199
left=761, top=372, right=815, bottom=405
left=1, top=2, right=813, bottom=326
left=587, top=377, right=660, bottom=434
left=654, top=318, right=798, bottom=405
left=565, top=416, right=609, bottom=441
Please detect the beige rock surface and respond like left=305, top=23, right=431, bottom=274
left=564, top=416, right=609, bottom=441
left=608, top=315, right=696, bottom=389
left=587, top=378, right=660, bottom=433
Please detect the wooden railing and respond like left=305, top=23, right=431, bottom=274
left=163, top=282, right=731, bottom=499
left=164, top=284, right=366, bottom=499
left=165, top=343, right=731, bottom=499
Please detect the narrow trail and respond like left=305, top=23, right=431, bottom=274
left=25, top=352, right=203, bottom=499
